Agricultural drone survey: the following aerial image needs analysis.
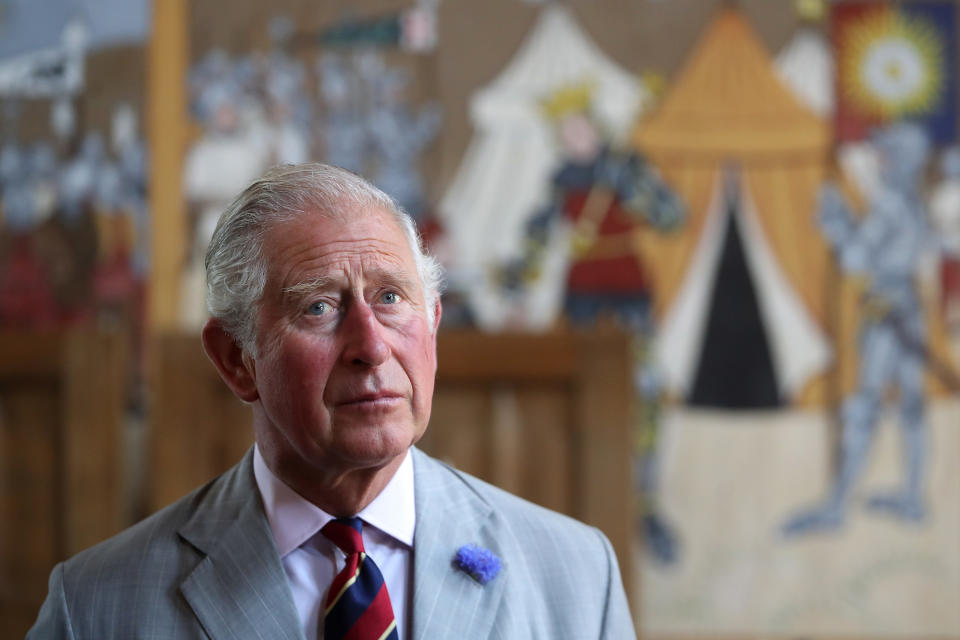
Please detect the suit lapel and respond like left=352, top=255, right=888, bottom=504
left=411, top=449, right=506, bottom=640
left=175, top=448, right=509, bottom=639
left=178, top=451, right=304, bottom=640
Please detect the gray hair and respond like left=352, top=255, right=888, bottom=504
left=204, top=163, right=443, bottom=353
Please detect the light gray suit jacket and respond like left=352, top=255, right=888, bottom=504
left=29, top=447, right=636, bottom=639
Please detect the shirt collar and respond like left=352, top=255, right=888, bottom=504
left=253, top=444, right=416, bottom=557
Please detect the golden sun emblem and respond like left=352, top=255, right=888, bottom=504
left=840, top=10, right=943, bottom=119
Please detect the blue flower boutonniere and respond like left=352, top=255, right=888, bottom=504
left=454, top=544, right=502, bottom=585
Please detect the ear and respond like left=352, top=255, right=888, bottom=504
left=431, top=297, right=442, bottom=335
left=201, top=318, right=259, bottom=403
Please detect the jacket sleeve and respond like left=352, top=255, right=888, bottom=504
left=26, top=563, right=77, bottom=640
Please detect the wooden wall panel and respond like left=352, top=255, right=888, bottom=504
left=0, top=388, right=60, bottom=634
left=574, top=331, right=634, bottom=579
left=149, top=332, right=254, bottom=511
left=515, top=387, right=573, bottom=515
left=0, top=330, right=127, bottom=638
left=420, top=386, right=492, bottom=479
left=63, top=331, right=129, bottom=554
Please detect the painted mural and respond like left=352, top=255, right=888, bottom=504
left=180, top=10, right=441, bottom=328
left=0, top=16, right=148, bottom=338
left=631, top=5, right=960, bottom=637
left=439, top=2, right=959, bottom=637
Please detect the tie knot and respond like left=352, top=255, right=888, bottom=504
left=322, top=517, right=365, bottom=555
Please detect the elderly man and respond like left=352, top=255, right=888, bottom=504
left=29, top=164, right=635, bottom=639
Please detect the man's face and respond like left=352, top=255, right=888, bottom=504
left=249, top=206, right=438, bottom=477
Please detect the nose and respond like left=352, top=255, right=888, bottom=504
left=340, top=301, right=390, bottom=367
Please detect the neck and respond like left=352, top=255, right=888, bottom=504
left=257, top=441, right=407, bottom=517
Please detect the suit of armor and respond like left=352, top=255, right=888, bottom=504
left=784, top=123, right=933, bottom=535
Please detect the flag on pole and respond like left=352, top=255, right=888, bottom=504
left=832, top=1, right=957, bottom=143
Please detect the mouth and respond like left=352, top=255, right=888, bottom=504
left=336, top=392, right=404, bottom=409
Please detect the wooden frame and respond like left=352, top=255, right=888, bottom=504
left=0, top=330, right=127, bottom=637
left=147, top=0, right=189, bottom=332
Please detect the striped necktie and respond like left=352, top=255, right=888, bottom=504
left=321, top=518, right=399, bottom=640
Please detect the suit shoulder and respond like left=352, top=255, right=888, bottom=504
left=58, top=459, right=250, bottom=588
left=415, top=449, right=607, bottom=550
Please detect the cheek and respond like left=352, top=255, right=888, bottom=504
left=409, top=329, right=438, bottom=396
left=406, top=344, right=436, bottom=429
left=262, top=337, right=336, bottom=404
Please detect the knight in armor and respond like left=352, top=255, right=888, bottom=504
left=504, top=81, right=685, bottom=563
left=503, top=82, right=683, bottom=322
left=784, top=122, right=935, bottom=535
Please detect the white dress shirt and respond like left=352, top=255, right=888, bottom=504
left=253, top=445, right=416, bottom=640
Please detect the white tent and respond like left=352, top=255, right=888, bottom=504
left=437, top=5, right=648, bottom=330
left=775, top=26, right=833, bottom=117
left=656, top=171, right=832, bottom=400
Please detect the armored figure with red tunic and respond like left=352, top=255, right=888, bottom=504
left=503, top=82, right=685, bottom=563
left=503, top=83, right=683, bottom=323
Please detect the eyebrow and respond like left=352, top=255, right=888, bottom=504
left=369, top=268, right=420, bottom=295
left=281, top=276, right=336, bottom=297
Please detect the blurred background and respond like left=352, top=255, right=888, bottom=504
left=0, top=0, right=958, bottom=637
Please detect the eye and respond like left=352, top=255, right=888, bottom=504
left=308, top=301, right=327, bottom=315
left=380, top=291, right=400, bottom=304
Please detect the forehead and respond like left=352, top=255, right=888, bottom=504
left=263, top=206, right=417, bottom=283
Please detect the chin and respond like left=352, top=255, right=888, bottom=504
left=330, top=423, right=417, bottom=468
